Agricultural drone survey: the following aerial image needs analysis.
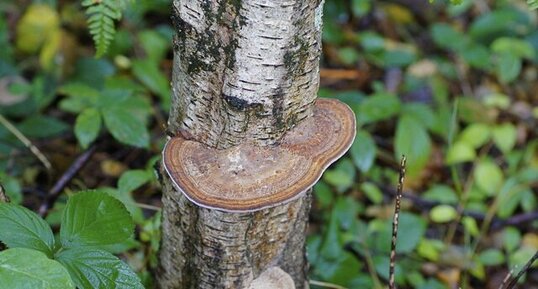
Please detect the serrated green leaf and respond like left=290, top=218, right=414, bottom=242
left=102, top=106, right=149, bottom=148
left=350, top=130, right=377, bottom=173
left=60, top=191, right=134, bottom=248
left=0, top=203, right=55, bottom=257
left=56, top=247, right=143, bottom=289
left=395, top=115, right=432, bottom=176
left=0, top=248, right=74, bottom=289
left=75, top=108, right=101, bottom=149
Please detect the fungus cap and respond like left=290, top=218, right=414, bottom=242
left=163, top=98, right=356, bottom=212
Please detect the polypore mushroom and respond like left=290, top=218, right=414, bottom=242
left=163, top=98, right=356, bottom=212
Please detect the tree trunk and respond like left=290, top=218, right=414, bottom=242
left=158, top=1, right=326, bottom=288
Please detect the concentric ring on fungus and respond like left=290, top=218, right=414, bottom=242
left=163, top=98, right=356, bottom=212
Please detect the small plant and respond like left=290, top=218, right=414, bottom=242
left=82, top=0, right=130, bottom=58
left=0, top=191, right=143, bottom=289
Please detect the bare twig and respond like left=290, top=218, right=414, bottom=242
left=0, top=114, right=52, bottom=170
left=499, top=269, right=513, bottom=289
left=504, top=251, right=538, bottom=289
left=389, top=155, right=406, bottom=289
left=38, top=145, right=97, bottom=217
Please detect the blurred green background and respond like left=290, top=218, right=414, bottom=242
left=0, top=0, right=537, bottom=288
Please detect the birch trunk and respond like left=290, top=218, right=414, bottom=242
left=158, top=1, right=324, bottom=288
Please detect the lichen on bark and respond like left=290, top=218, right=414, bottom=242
left=168, top=0, right=324, bottom=149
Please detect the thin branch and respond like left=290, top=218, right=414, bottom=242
left=498, top=269, right=513, bottom=289
left=38, top=145, right=97, bottom=217
left=389, top=155, right=406, bottom=289
left=309, top=280, right=348, bottom=289
left=0, top=114, right=52, bottom=170
left=504, top=250, right=538, bottom=289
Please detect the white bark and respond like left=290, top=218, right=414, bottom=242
left=159, top=1, right=325, bottom=288
left=168, top=0, right=324, bottom=149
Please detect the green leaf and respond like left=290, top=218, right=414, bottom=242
left=360, top=182, right=383, bottom=204
left=60, top=191, right=134, bottom=248
left=395, top=212, right=427, bottom=253
left=462, top=216, right=480, bottom=237
left=423, top=185, right=458, bottom=204
left=320, top=209, right=344, bottom=260
left=313, top=182, right=333, bottom=208
left=395, top=115, right=432, bottom=176
left=132, top=59, right=171, bottom=107
left=446, top=141, right=476, bottom=164
left=492, top=123, right=517, bottom=154
left=0, top=248, right=74, bottom=289
left=357, top=92, right=401, bottom=124
left=458, top=123, right=491, bottom=149
left=491, top=37, right=535, bottom=59
left=474, top=159, right=504, bottom=196
left=0, top=203, right=55, bottom=257
left=496, top=52, right=521, bottom=84
left=75, top=108, right=101, bottom=149
left=503, top=227, right=521, bottom=252
left=118, top=170, right=152, bottom=194
left=138, top=30, right=170, bottom=63
left=479, top=249, right=505, bottom=266
left=0, top=173, right=22, bottom=204
left=58, top=83, right=100, bottom=113
left=350, top=130, right=377, bottom=173
left=17, top=115, right=69, bottom=138
left=351, top=0, right=371, bottom=17
left=102, top=106, right=150, bottom=148
left=430, top=205, right=458, bottom=223
left=431, top=23, right=468, bottom=51
left=322, top=158, right=355, bottom=193
left=56, top=247, right=143, bottom=289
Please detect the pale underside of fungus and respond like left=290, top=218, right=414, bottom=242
left=163, top=98, right=356, bottom=212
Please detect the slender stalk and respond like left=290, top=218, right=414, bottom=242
left=504, top=251, right=538, bottom=289
left=389, top=155, right=406, bottom=289
left=0, top=114, right=52, bottom=170
left=309, top=280, right=348, bottom=289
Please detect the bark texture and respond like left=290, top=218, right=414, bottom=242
left=158, top=172, right=311, bottom=289
left=169, top=0, right=324, bottom=149
left=159, top=0, right=325, bottom=288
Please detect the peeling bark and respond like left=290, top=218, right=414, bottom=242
left=159, top=0, right=325, bottom=288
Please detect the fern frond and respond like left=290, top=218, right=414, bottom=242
left=529, top=0, right=538, bottom=10
left=82, top=0, right=128, bottom=58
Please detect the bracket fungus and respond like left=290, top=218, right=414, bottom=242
left=163, top=98, right=356, bottom=212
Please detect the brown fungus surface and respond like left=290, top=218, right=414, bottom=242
left=163, top=98, right=356, bottom=212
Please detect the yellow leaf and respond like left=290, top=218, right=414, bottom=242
left=40, top=29, right=62, bottom=70
left=16, top=4, right=60, bottom=54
